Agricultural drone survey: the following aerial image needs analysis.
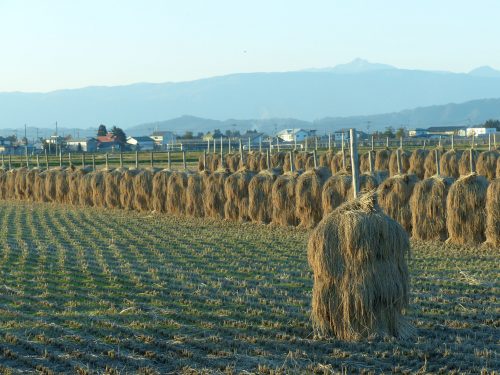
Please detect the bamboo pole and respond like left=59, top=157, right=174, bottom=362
left=135, top=151, right=139, bottom=169
left=328, top=133, right=331, bottom=151
left=350, top=129, right=360, bottom=199
left=435, top=148, right=441, bottom=176
left=105, top=153, right=109, bottom=169
left=289, top=151, right=294, bottom=173
left=92, top=154, right=96, bottom=171
left=470, top=148, right=475, bottom=173
left=150, top=151, right=154, bottom=168
left=168, top=151, right=171, bottom=170
left=182, top=150, right=187, bottom=170
left=36, top=154, right=40, bottom=169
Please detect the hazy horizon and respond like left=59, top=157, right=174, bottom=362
left=2, top=0, right=500, bottom=92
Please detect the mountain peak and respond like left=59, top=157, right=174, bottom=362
left=468, top=65, right=500, bottom=78
left=304, top=58, right=396, bottom=74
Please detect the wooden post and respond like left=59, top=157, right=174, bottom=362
left=315, top=137, right=318, bottom=151
left=259, top=137, right=262, bottom=153
left=150, top=151, right=154, bottom=168
left=400, top=136, right=403, bottom=149
left=182, top=150, right=187, bottom=170
left=105, top=153, right=109, bottom=169
left=167, top=151, right=171, bottom=170
left=328, top=133, right=332, bottom=151
left=494, top=134, right=497, bottom=149
left=368, top=150, right=373, bottom=174
left=220, top=137, right=223, bottom=160
left=213, top=139, right=216, bottom=153
left=438, top=136, right=442, bottom=147
left=228, top=138, right=231, bottom=154
left=119, top=152, right=123, bottom=168
left=451, top=134, right=454, bottom=149
left=59, top=151, right=62, bottom=168
left=207, top=139, right=210, bottom=153
left=276, top=137, right=280, bottom=152
left=82, top=153, right=86, bottom=168
left=350, top=129, right=360, bottom=199
left=470, top=149, right=475, bottom=173
left=386, top=137, right=389, bottom=148
left=341, top=133, right=346, bottom=170
left=305, top=137, right=308, bottom=152
left=488, top=134, right=491, bottom=151
left=8, top=154, right=12, bottom=170
left=396, top=148, right=402, bottom=175
left=45, top=149, right=49, bottom=169
left=203, top=150, right=207, bottom=171
left=248, top=137, right=251, bottom=152
left=68, top=152, right=72, bottom=168
left=289, top=151, right=294, bottom=173
left=36, top=154, right=40, bottom=169
left=239, top=139, right=243, bottom=159
left=313, top=150, right=317, bottom=168
left=371, top=135, right=374, bottom=151
left=435, top=148, right=441, bottom=176
left=266, top=149, right=270, bottom=169
left=92, top=154, right=96, bottom=171
left=294, top=134, right=297, bottom=151
left=135, top=151, right=139, bottom=169
left=471, top=134, right=475, bottom=149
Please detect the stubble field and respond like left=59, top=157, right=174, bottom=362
left=0, top=201, right=498, bottom=374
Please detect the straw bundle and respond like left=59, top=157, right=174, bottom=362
left=410, top=176, right=454, bottom=241
left=377, top=174, right=418, bottom=232
left=132, top=169, right=154, bottom=211
left=248, top=169, right=278, bottom=223
left=14, top=168, right=28, bottom=200
left=319, top=150, right=335, bottom=168
left=224, top=168, right=255, bottom=221
left=446, top=173, right=488, bottom=244
left=45, top=170, right=58, bottom=202
left=68, top=168, right=90, bottom=206
left=33, top=171, right=49, bottom=202
left=271, top=152, right=286, bottom=169
left=308, top=192, right=411, bottom=340
left=79, top=172, right=94, bottom=207
left=55, top=170, right=70, bottom=204
left=225, top=153, right=241, bottom=173
left=271, top=172, right=299, bottom=226
left=458, top=149, right=479, bottom=176
left=119, top=169, right=139, bottom=210
left=295, top=167, right=330, bottom=228
left=476, top=150, right=498, bottom=180
left=440, top=149, right=462, bottom=178
left=485, top=179, right=500, bottom=247
left=186, top=172, right=205, bottom=217
left=0, top=170, right=6, bottom=200
left=408, top=149, right=429, bottom=179
left=423, top=148, right=443, bottom=178
left=90, top=171, right=106, bottom=208
left=24, top=169, right=38, bottom=201
left=359, top=152, right=372, bottom=174
left=203, top=170, right=229, bottom=219
left=388, top=150, right=411, bottom=176
left=166, top=171, right=188, bottom=215
left=295, top=152, right=311, bottom=171
left=5, top=169, right=17, bottom=199
left=151, top=170, right=171, bottom=212
left=247, top=152, right=264, bottom=172
left=375, top=149, right=391, bottom=172
left=497, top=157, right=500, bottom=179
left=283, top=152, right=294, bottom=172
left=103, top=169, right=122, bottom=209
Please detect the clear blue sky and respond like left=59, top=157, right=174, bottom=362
left=1, top=0, right=499, bottom=92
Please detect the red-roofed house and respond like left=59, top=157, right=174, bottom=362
left=97, top=133, right=121, bottom=150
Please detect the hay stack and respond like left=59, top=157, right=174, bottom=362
left=446, top=173, right=488, bottom=244
left=119, top=169, right=139, bottom=210
left=377, top=174, right=418, bottom=232
left=247, top=152, right=264, bottom=172
left=295, top=167, right=330, bottom=228
left=166, top=171, right=188, bottom=215
left=308, top=192, right=410, bottom=340
left=14, top=168, right=28, bottom=200
left=319, top=150, right=335, bottom=168
left=186, top=172, right=205, bottom=217
left=34, top=171, right=49, bottom=202
left=151, top=170, right=171, bottom=213
left=388, top=150, right=411, bottom=176
left=202, top=169, right=229, bottom=219
left=295, top=152, right=311, bottom=171
left=68, top=168, right=90, bottom=206
left=248, top=169, right=278, bottom=224
left=0, top=170, right=7, bottom=200
left=79, top=172, right=94, bottom=207
left=24, top=169, right=38, bottom=201
left=283, top=152, right=294, bottom=172
left=497, top=157, right=500, bottom=179
left=458, top=149, right=479, bottom=176
left=476, top=150, right=498, bottom=180
left=90, top=171, right=106, bottom=208
left=423, top=148, right=443, bottom=178
left=55, top=170, right=70, bottom=204
left=485, top=179, right=500, bottom=247
left=440, top=149, right=462, bottom=178
left=410, top=176, right=454, bottom=241
left=132, top=169, right=154, bottom=211
left=45, top=170, right=59, bottom=202
left=270, top=151, right=286, bottom=169
left=330, top=151, right=350, bottom=174
left=408, top=149, right=429, bottom=179
left=225, top=153, right=241, bottom=173
left=359, top=152, right=372, bottom=174
left=224, top=168, right=255, bottom=221
left=375, top=149, right=391, bottom=172
left=103, top=169, right=123, bottom=209
left=271, top=172, right=299, bottom=226
left=5, top=169, right=17, bottom=199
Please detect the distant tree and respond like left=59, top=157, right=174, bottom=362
left=225, top=130, right=232, bottom=137
left=77, top=143, right=83, bottom=152
left=484, top=119, right=500, bottom=130
left=182, top=131, right=193, bottom=139
left=213, top=129, right=223, bottom=138
left=111, top=126, right=127, bottom=145
left=395, top=127, right=406, bottom=139
left=97, top=124, right=107, bottom=136
left=6, top=135, right=17, bottom=143
left=197, top=132, right=204, bottom=138
left=383, top=126, right=395, bottom=138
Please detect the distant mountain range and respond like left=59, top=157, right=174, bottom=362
left=1, top=59, right=500, bottom=135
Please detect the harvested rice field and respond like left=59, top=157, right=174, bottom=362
left=0, top=201, right=498, bottom=374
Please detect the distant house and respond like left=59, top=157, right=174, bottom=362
left=276, top=129, right=310, bottom=142
left=409, top=128, right=427, bottom=137
left=97, top=134, right=121, bottom=151
left=426, top=126, right=465, bottom=136
left=150, top=131, right=177, bottom=148
left=127, top=136, right=155, bottom=151
left=203, top=132, right=227, bottom=141
left=66, top=137, right=98, bottom=152
left=466, top=127, right=497, bottom=137
left=241, top=131, right=265, bottom=146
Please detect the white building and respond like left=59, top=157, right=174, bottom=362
left=466, top=127, right=497, bottom=137
left=409, top=128, right=427, bottom=137
left=126, top=136, right=156, bottom=151
left=150, top=131, right=177, bottom=148
left=66, top=137, right=97, bottom=152
left=276, top=129, right=310, bottom=142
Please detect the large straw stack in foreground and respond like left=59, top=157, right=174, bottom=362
left=225, top=153, right=241, bottom=173
left=424, top=149, right=442, bottom=178
left=14, top=168, right=27, bottom=200
left=485, top=178, right=500, bottom=247
left=446, top=173, right=488, bottom=244
left=375, top=149, right=391, bottom=172
left=476, top=150, right=498, bottom=180
left=377, top=174, right=418, bottom=232
left=271, top=172, right=298, bottom=226
left=410, top=176, right=454, bottom=241
left=388, top=150, right=411, bottom=176
left=203, top=170, right=228, bottom=219
left=321, top=173, right=351, bottom=216
left=186, top=172, right=205, bottom=217
left=69, top=168, right=90, bottom=206
left=104, top=169, right=122, bottom=209
left=133, top=169, right=154, bottom=211
left=151, top=170, right=171, bottom=212
left=408, top=149, right=429, bottom=179
left=440, top=149, right=461, bottom=178
left=295, top=167, right=330, bottom=228
left=91, top=171, right=106, bottom=208
left=79, top=172, right=94, bottom=207
left=55, top=169, right=70, bottom=204
left=45, top=169, right=58, bottom=202
left=25, top=169, right=38, bottom=201
left=458, top=149, right=479, bottom=176
left=319, top=150, right=335, bottom=168
left=308, top=192, right=411, bottom=340
left=248, top=169, right=278, bottom=224
left=224, top=168, right=255, bottom=221
left=167, top=171, right=188, bottom=215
